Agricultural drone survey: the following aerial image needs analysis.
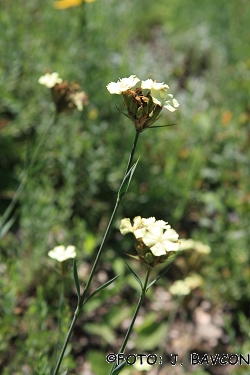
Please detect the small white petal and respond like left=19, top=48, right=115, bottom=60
left=173, top=98, right=179, bottom=107
left=163, top=103, right=177, bottom=112
left=120, top=218, right=133, bottom=235
left=141, top=79, right=169, bottom=91
left=134, top=227, right=147, bottom=239
left=107, top=75, right=140, bottom=94
left=162, top=228, right=179, bottom=241
left=38, top=72, right=63, bottom=88
left=141, top=217, right=156, bottom=227
left=150, top=243, right=167, bottom=256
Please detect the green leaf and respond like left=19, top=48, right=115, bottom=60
left=118, top=158, right=139, bottom=200
left=85, top=275, right=120, bottom=303
left=110, top=361, right=127, bottom=375
left=60, top=370, right=68, bottom=375
left=73, top=259, right=81, bottom=301
left=146, top=278, right=157, bottom=291
left=148, top=122, right=176, bottom=129
left=0, top=215, right=17, bottom=238
left=125, top=262, right=142, bottom=289
left=146, top=262, right=174, bottom=291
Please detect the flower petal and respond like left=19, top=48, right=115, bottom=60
left=120, top=218, right=133, bottom=235
left=106, top=75, right=140, bottom=94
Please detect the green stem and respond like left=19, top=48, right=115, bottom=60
left=125, top=131, right=140, bottom=175
left=0, top=112, right=58, bottom=236
left=52, top=306, right=80, bottom=375
left=52, top=131, right=140, bottom=375
left=110, top=269, right=151, bottom=374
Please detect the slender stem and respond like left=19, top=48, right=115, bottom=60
left=120, top=269, right=150, bottom=353
left=79, top=198, right=120, bottom=306
left=52, top=307, right=80, bottom=375
left=52, top=130, right=140, bottom=375
left=52, top=200, right=120, bottom=375
left=0, top=112, right=58, bottom=235
left=110, top=269, right=151, bottom=374
left=125, top=131, right=140, bottom=175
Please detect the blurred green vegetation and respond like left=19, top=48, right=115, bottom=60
left=0, top=0, right=249, bottom=374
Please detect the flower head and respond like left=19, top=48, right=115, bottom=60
left=38, top=72, right=63, bottom=88
left=169, top=273, right=204, bottom=296
left=39, top=72, right=88, bottom=113
left=106, top=75, right=140, bottom=94
left=107, top=76, right=179, bottom=132
left=120, top=216, right=179, bottom=268
left=141, top=223, right=179, bottom=256
left=48, top=245, right=76, bottom=262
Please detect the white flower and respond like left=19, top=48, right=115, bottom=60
left=70, top=91, right=88, bottom=111
left=141, top=78, right=179, bottom=112
left=120, top=216, right=143, bottom=235
left=120, top=216, right=179, bottom=259
left=141, top=79, right=169, bottom=91
left=38, top=72, right=63, bottom=88
left=179, top=239, right=196, bottom=250
left=142, top=223, right=179, bottom=256
left=179, top=238, right=211, bottom=254
left=134, top=217, right=169, bottom=239
left=106, top=75, right=140, bottom=94
left=48, top=245, right=76, bottom=262
left=194, top=241, right=211, bottom=254
left=163, top=94, right=179, bottom=112
left=169, top=280, right=191, bottom=296
left=120, top=216, right=158, bottom=237
left=184, top=273, right=204, bottom=289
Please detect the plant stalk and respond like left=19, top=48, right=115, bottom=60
left=52, top=131, right=140, bottom=375
left=110, top=268, right=151, bottom=374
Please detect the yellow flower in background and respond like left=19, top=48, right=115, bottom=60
left=54, top=0, right=96, bottom=10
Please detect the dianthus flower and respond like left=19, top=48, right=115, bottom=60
left=106, top=75, right=140, bottom=94
left=107, top=76, right=179, bottom=132
left=48, top=245, right=76, bottom=262
left=120, top=216, right=179, bottom=268
left=38, top=72, right=63, bottom=88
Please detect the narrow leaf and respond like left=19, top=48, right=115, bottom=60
left=110, top=361, right=127, bottom=375
left=60, top=370, right=68, bottom=375
left=118, top=158, right=139, bottom=200
left=0, top=215, right=17, bottom=238
left=146, top=262, right=174, bottom=291
left=146, top=278, right=157, bottom=291
left=86, top=275, right=120, bottom=302
left=148, top=123, right=176, bottom=129
left=73, top=259, right=81, bottom=301
left=125, top=262, right=142, bottom=289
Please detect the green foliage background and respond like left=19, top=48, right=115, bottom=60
left=0, top=0, right=249, bottom=374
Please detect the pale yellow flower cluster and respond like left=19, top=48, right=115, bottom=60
left=107, top=75, right=179, bottom=112
left=38, top=72, right=62, bottom=88
left=169, top=273, right=204, bottom=296
left=120, top=216, right=179, bottom=258
left=38, top=72, right=88, bottom=112
left=179, top=238, right=211, bottom=254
